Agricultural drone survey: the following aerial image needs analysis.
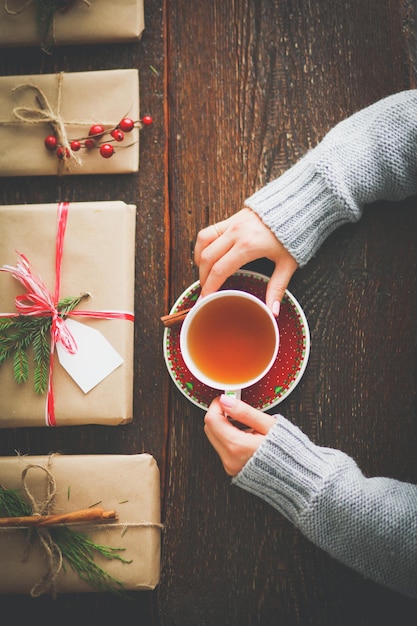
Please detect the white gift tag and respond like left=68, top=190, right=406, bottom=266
left=56, top=318, right=124, bottom=393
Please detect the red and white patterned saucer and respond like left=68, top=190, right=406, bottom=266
left=163, top=270, right=310, bottom=411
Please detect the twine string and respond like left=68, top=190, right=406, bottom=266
left=21, top=462, right=57, bottom=516
left=21, top=458, right=64, bottom=598
left=4, top=0, right=32, bottom=14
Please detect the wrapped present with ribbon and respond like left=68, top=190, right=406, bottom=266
left=0, top=0, right=144, bottom=51
left=0, top=69, right=147, bottom=176
left=0, top=201, right=135, bottom=427
left=0, top=453, right=162, bottom=595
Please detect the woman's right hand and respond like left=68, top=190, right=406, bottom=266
left=204, top=394, right=277, bottom=476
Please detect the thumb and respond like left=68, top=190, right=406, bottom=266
left=219, top=395, right=276, bottom=435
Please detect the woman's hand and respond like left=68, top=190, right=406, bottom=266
left=204, top=394, right=276, bottom=476
left=194, top=208, right=298, bottom=315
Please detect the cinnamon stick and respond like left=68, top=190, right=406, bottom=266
left=0, top=507, right=117, bottom=528
left=160, top=307, right=192, bottom=328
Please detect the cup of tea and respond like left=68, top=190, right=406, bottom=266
left=180, top=289, right=279, bottom=399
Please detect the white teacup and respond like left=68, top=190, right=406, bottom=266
left=180, top=289, right=279, bottom=399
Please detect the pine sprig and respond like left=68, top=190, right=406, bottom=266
left=53, top=526, right=131, bottom=595
left=0, top=484, right=31, bottom=517
left=0, top=484, right=130, bottom=596
left=34, top=0, right=78, bottom=52
left=0, top=293, right=89, bottom=394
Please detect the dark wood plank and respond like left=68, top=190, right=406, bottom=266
left=158, top=1, right=417, bottom=625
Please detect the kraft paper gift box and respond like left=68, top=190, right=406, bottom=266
left=0, top=201, right=135, bottom=428
left=0, top=0, right=144, bottom=49
left=0, top=453, right=161, bottom=594
left=0, top=69, right=140, bottom=176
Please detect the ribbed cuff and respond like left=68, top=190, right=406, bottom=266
left=232, top=415, right=350, bottom=526
left=244, top=155, right=357, bottom=267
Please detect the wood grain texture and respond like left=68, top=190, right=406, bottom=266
left=159, top=1, right=417, bottom=625
left=0, top=0, right=416, bottom=624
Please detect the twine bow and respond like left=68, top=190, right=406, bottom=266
left=20, top=458, right=63, bottom=598
left=0, top=202, right=135, bottom=426
left=11, top=75, right=82, bottom=171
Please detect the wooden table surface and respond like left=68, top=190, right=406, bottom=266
left=1, top=1, right=416, bottom=624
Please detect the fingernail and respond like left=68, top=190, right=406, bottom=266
left=272, top=300, right=280, bottom=317
left=220, top=394, right=236, bottom=408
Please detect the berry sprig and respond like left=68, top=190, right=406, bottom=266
left=44, top=115, right=153, bottom=161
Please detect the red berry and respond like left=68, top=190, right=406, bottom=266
left=44, top=135, right=57, bottom=150
left=141, top=115, right=153, bottom=126
left=56, top=146, right=70, bottom=160
left=88, top=124, right=105, bottom=137
left=110, top=129, right=124, bottom=142
left=99, top=143, right=114, bottom=158
left=70, top=140, right=81, bottom=151
left=84, top=138, right=95, bottom=149
left=118, top=117, right=134, bottom=132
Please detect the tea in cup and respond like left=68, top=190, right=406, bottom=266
left=180, top=289, right=279, bottom=398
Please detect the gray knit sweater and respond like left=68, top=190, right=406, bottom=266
left=236, top=90, right=417, bottom=598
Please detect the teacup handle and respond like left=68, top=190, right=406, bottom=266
left=223, top=390, right=252, bottom=429
left=224, top=389, right=241, bottom=401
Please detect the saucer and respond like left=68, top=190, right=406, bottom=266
left=163, top=270, right=310, bottom=411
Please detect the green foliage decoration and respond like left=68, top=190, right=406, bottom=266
left=0, top=483, right=131, bottom=596
left=0, top=294, right=88, bottom=395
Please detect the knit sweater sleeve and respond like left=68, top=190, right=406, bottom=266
left=233, top=416, right=417, bottom=598
left=244, top=90, right=417, bottom=266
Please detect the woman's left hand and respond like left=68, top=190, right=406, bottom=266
left=194, top=208, right=298, bottom=315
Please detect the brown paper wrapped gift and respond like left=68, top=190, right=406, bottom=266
left=0, top=0, right=144, bottom=48
left=0, top=69, right=140, bottom=176
left=0, top=201, right=135, bottom=428
left=0, top=453, right=161, bottom=594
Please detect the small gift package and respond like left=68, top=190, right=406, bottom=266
left=0, top=0, right=144, bottom=50
left=0, top=453, right=161, bottom=594
left=0, top=69, right=140, bottom=176
left=0, top=201, right=135, bottom=428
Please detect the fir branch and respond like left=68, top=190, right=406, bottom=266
left=0, top=484, right=31, bottom=517
left=0, top=318, right=15, bottom=331
left=34, top=0, right=63, bottom=51
left=0, top=485, right=130, bottom=596
left=33, top=325, right=51, bottom=395
left=53, top=526, right=131, bottom=595
left=34, top=0, right=78, bottom=52
left=13, top=346, right=29, bottom=384
left=58, top=293, right=90, bottom=317
left=0, top=293, right=89, bottom=394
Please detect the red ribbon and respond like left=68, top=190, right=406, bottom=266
left=0, top=202, right=134, bottom=426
